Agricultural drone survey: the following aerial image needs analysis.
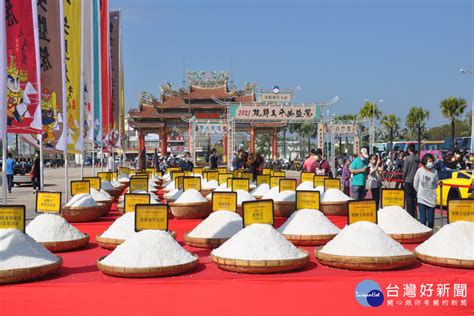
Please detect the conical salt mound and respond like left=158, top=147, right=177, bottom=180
left=26, top=214, right=85, bottom=242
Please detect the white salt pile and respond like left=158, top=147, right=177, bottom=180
left=101, top=181, right=115, bottom=190
left=164, top=189, right=183, bottom=200
left=415, top=221, right=474, bottom=260
left=0, top=228, right=60, bottom=269
left=164, top=180, right=175, bottom=191
left=319, top=221, right=411, bottom=257
left=65, top=194, right=97, bottom=207
left=250, top=183, right=270, bottom=197
left=236, top=189, right=256, bottom=206
left=321, top=188, right=352, bottom=202
left=261, top=186, right=280, bottom=200
left=202, top=180, right=218, bottom=189
left=315, top=186, right=325, bottom=194
left=117, top=174, right=130, bottom=183
left=277, top=209, right=340, bottom=236
left=131, top=190, right=147, bottom=194
left=152, top=175, right=162, bottom=181
left=275, top=190, right=296, bottom=202
left=212, top=224, right=306, bottom=260
left=296, top=181, right=315, bottom=191
left=188, top=211, right=242, bottom=238
left=174, top=189, right=207, bottom=204
left=214, top=183, right=229, bottom=192
left=111, top=180, right=123, bottom=188
left=90, top=188, right=112, bottom=202
left=378, top=206, right=432, bottom=234
left=26, top=214, right=86, bottom=242
left=101, top=212, right=136, bottom=240
left=101, top=230, right=195, bottom=268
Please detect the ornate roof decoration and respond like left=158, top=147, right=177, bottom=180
left=186, top=70, right=230, bottom=88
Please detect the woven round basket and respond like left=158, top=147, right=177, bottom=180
left=61, top=204, right=106, bottom=222
left=320, top=201, right=348, bottom=216
left=104, top=188, right=122, bottom=198
left=96, top=200, right=113, bottom=216
left=315, top=248, right=416, bottom=271
left=200, top=188, right=215, bottom=198
left=96, top=231, right=177, bottom=250
left=415, top=251, right=474, bottom=269
left=274, top=201, right=296, bottom=217
left=184, top=232, right=229, bottom=249
left=0, top=256, right=62, bottom=284
left=212, top=249, right=309, bottom=274
left=169, top=201, right=212, bottom=219
left=40, top=234, right=90, bottom=252
left=96, top=254, right=199, bottom=278
left=283, top=233, right=337, bottom=246
left=388, top=230, right=433, bottom=244
left=252, top=195, right=263, bottom=200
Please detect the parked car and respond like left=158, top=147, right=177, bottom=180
left=13, top=161, right=32, bottom=186
left=436, top=170, right=472, bottom=207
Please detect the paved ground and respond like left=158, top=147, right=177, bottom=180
left=0, top=166, right=100, bottom=221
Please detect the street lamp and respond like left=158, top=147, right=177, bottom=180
left=459, top=68, right=473, bottom=153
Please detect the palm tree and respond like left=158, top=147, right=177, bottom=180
left=406, top=106, right=430, bottom=151
left=300, top=122, right=318, bottom=154
left=440, top=97, right=468, bottom=150
left=335, top=114, right=358, bottom=122
left=381, top=114, right=401, bottom=153
left=359, top=101, right=382, bottom=153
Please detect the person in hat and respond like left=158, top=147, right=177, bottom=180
left=350, top=147, right=369, bottom=200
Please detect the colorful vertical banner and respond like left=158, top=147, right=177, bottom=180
left=0, top=0, right=7, bottom=140
left=109, top=10, right=120, bottom=147
left=5, top=0, right=42, bottom=135
left=119, top=40, right=125, bottom=148
left=64, top=0, right=83, bottom=154
left=100, top=0, right=110, bottom=144
left=83, top=0, right=93, bottom=144
left=92, top=0, right=101, bottom=143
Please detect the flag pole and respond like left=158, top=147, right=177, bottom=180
left=39, top=137, right=44, bottom=190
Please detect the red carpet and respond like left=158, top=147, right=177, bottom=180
left=0, top=205, right=472, bottom=315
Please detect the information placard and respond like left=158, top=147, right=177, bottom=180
left=124, top=193, right=151, bottom=213
left=167, top=167, right=182, bottom=174
left=184, top=171, right=194, bottom=176
left=229, top=178, right=250, bottom=192
left=270, top=176, right=284, bottom=188
left=272, top=170, right=285, bottom=177
left=240, top=172, right=254, bottom=182
left=0, top=205, right=25, bottom=232
left=71, top=180, right=90, bottom=196
left=83, top=177, right=101, bottom=190
left=146, top=168, right=156, bottom=176
left=232, top=170, right=242, bottom=178
left=313, top=175, right=329, bottom=188
left=296, top=190, right=320, bottom=210
left=36, top=191, right=62, bottom=214
left=262, top=168, right=271, bottom=175
left=218, top=173, right=233, bottom=185
left=192, top=167, right=203, bottom=175
left=134, top=204, right=168, bottom=231
left=118, top=167, right=130, bottom=175
left=381, top=189, right=405, bottom=208
left=324, top=178, right=341, bottom=191
left=97, top=172, right=113, bottom=182
left=447, top=199, right=474, bottom=223
left=301, top=172, right=315, bottom=183
left=130, top=177, right=148, bottom=192
left=176, top=176, right=184, bottom=190
left=212, top=192, right=237, bottom=212
left=256, top=175, right=271, bottom=186
left=348, top=200, right=377, bottom=225
left=279, top=179, right=296, bottom=192
left=206, top=171, right=219, bottom=182
left=183, top=177, right=202, bottom=191
left=242, top=200, right=274, bottom=227
left=217, top=167, right=228, bottom=174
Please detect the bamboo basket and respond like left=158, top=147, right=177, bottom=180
left=40, top=234, right=90, bottom=252
left=0, top=257, right=62, bottom=284
left=200, top=188, right=215, bottom=198
left=96, top=254, right=198, bottom=278
left=169, top=201, right=212, bottom=219
left=96, top=231, right=177, bottom=250
left=61, top=203, right=107, bottom=222
left=283, top=233, right=337, bottom=246
left=274, top=201, right=296, bottom=217
left=184, top=233, right=229, bottom=249
left=388, top=231, right=433, bottom=244
left=415, top=251, right=474, bottom=269
left=104, top=188, right=123, bottom=198
left=315, top=248, right=416, bottom=271
left=320, top=201, right=348, bottom=216
left=212, top=249, right=309, bottom=274
left=96, top=200, right=113, bottom=216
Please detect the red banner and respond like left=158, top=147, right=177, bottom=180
left=5, top=0, right=42, bottom=134
left=100, top=0, right=111, bottom=143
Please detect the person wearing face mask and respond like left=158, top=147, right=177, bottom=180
left=414, top=153, right=438, bottom=228
left=180, top=152, right=194, bottom=171
left=350, top=147, right=369, bottom=200
left=367, top=155, right=383, bottom=209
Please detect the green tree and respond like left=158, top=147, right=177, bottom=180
left=288, top=123, right=303, bottom=158
left=406, top=106, right=430, bottom=151
left=335, top=114, right=358, bottom=122
left=359, top=101, right=382, bottom=151
left=440, top=96, right=468, bottom=150
left=381, top=114, right=401, bottom=152
left=255, top=133, right=272, bottom=159
left=300, top=122, right=318, bottom=154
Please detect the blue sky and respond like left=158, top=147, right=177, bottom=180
left=111, top=0, right=472, bottom=127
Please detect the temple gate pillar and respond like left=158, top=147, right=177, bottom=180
left=272, top=128, right=278, bottom=160
left=160, top=128, right=168, bottom=156
left=249, top=127, right=255, bottom=153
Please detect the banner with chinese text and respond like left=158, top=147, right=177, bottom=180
left=83, top=0, right=93, bottom=144
left=230, top=104, right=317, bottom=121
left=100, top=0, right=111, bottom=143
left=93, top=0, right=101, bottom=143
left=110, top=10, right=120, bottom=146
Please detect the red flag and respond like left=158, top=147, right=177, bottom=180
left=100, top=0, right=111, bottom=143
